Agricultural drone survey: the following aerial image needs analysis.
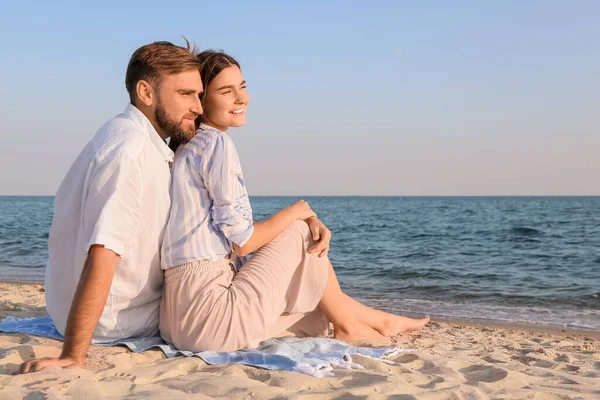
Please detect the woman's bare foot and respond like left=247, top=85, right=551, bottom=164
left=340, top=294, right=430, bottom=337
left=378, top=315, right=430, bottom=336
left=333, top=322, right=393, bottom=346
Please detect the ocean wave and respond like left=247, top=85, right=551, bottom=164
left=2, top=248, right=35, bottom=257
left=0, top=240, right=24, bottom=246
left=408, top=233, right=447, bottom=239
left=509, top=227, right=543, bottom=236
left=399, top=252, right=435, bottom=259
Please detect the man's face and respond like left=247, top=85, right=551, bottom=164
left=153, top=69, right=203, bottom=143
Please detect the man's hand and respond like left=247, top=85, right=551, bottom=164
left=306, top=217, right=332, bottom=257
left=19, top=356, right=81, bottom=374
left=17, top=245, right=119, bottom=375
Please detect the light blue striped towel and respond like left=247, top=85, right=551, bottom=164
left=0, top=316, right=415, bottom=377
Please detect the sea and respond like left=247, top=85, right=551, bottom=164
left=1, top=196, right=598, bottom=331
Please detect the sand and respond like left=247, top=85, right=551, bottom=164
left=1, top=282, right=599, bottom=399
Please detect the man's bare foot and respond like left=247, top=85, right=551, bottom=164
left=333, top=322, right=393, bottom=346
left=378, top=315, right=430, bottom=336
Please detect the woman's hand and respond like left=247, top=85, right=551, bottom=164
left=306, top=217, right=331, bottom=257
left=287, top=200, right=316, bottom=221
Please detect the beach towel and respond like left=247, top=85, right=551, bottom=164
left=0, top=316, right=415, bottom=377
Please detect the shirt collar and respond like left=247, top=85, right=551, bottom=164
left=123, top=103, right=174, bottom=163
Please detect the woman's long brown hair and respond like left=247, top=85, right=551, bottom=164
left=168, top=50, right=241, bottom=153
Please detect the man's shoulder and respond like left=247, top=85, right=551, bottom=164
left=92, top=114, right=149, bottom=163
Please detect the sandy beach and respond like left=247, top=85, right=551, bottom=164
left=1, top=282, right=599, bottom=399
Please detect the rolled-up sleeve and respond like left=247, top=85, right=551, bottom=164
left=85, top=152, right=143, bottom=257
left=200, top=135, right=254, bottom=247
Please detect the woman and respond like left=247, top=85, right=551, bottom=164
left=160, top=50, right=429, bottom=352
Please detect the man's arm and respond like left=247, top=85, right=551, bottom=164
left=19, top=245, right=119, bottom=373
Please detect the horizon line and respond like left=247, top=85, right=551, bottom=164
left=1, top=194, right=599, bottom=198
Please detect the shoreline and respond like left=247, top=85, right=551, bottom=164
left=435, top=317, right=600, bottom=339
left=0, top=278, right=44, bottom=285
left=1, top=280, right=598, bottom=337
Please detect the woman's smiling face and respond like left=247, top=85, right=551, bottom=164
left=201, top=65, right=249, bottom=132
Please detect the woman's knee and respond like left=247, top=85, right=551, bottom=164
left=283, top=220, right=312, bottom=246
left=286, top=220, right=310, bottom=236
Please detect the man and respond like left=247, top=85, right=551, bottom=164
left=20, top=40, right=204, bottom=373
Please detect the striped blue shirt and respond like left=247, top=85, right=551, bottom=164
left=161, top=124, right=254, bottom=269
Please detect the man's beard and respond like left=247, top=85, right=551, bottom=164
left=155, top=101, right=196, bottom=144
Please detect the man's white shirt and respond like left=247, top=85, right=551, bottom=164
left=45, top=104, right=173, bottom=341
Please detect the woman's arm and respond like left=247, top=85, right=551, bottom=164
left=199, top=134, right=317, bottom=257
left=233, top=200, right=316, bottom=257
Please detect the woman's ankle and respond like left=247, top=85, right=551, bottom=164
left=331, top=316, right=361, bottom=335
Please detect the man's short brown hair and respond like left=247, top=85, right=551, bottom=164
left=125, top=39, right=201, bottom=104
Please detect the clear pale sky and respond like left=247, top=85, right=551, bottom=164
left=1, top=1, right=598, bottom=196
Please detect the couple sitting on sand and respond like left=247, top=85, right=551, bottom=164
left=20, top=40, right=429, bottom=374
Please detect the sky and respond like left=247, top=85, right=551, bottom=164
left=0, top=0, right=598, bottom=196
